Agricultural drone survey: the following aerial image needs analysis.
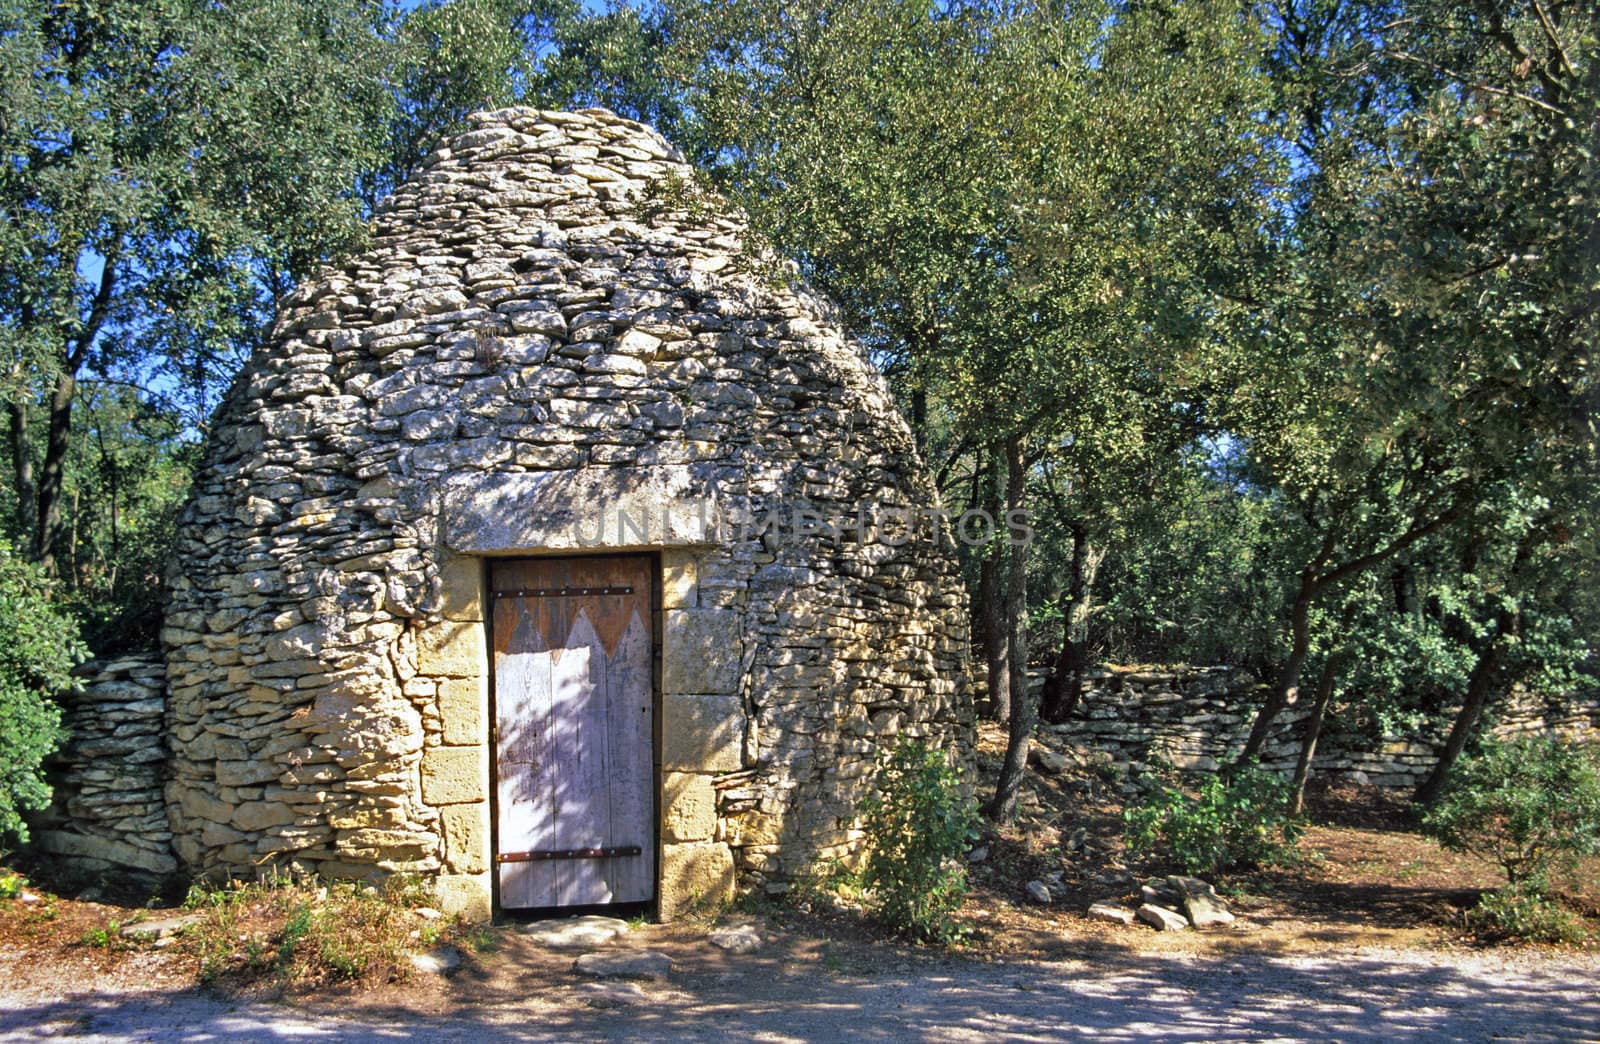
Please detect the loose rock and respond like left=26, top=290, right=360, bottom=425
left=1087, top=902, right=1137, bottom=926
left=409, top=945, right=464, bottom=974
left=1026, top=880, right=1052, bottom=904
left=1029, top=748, right=1072, bottom=775
left=1169, top=876, right=1235, bottom=929
left=709, top=924, right=762, bottom=954
left=1136, top=903, right=1190, bottom=932
left=120, top=913, right=205, bottom=941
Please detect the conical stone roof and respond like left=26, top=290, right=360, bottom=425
left=162, top=108, right=972, bottom=915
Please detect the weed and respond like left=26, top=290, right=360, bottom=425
left=79, top=921, right=118, bottom=949
left=182, top=873, right=446, bottom=987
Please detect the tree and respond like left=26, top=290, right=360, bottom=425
left=649, top=0, right=1279, bottom=820
left=1223, top=0, right=1597, bottom=766
left=0, top=0, right=397, bottom=575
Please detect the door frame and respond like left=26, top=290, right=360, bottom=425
left=484, top=550, right=663, bottom=917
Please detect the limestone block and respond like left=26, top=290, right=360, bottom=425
left=441, top=465, right=720, bottom=552
left=662, top=609, right=741, bottom=694
left=421, top=745, right=486, bottom=805
left=438, top=556, right=484, bottom=622
left=662, top=693, right=743, bottom=773
left=438, top=676, right=486, bottom=746
left=662, top=552, right=697, bottom=608
left=36, top=830, right=178, bottom=876
left=434, top=872, right=493, bottom=921
left=231, top=801, right=297, bottom=832
left=441, top=802, right=490, bottom=874
left=417, top=619, right=486, bottom=678
left=659, top=841, right=734, bottom=920
left=661, top=772, right=715, bottom=842
left=726, top=809, right=783, bottom=847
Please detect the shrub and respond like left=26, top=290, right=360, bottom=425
left=1421, top=737, right=1600, bottom=889
left=858, top=739, right=978, bottom=942
left=1467, top=882, right=1589, bottom=945
left=0, top=540, right=87, bottom=842
left=1124, top=764, right=1303, bottom=876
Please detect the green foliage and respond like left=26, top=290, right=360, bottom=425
left=1421, top=738, right=1600, bottom=888
left=1124, top=766, right=1304, bottom=877
left=858, top=739, right=977, bottom=942
left=1466, top=882, right=1590, bottom=945
left=0, top=872, right=24, bottom=899
left=0, top=538, right=85, bottom=841
left=80, top=921, right=118, bottom=949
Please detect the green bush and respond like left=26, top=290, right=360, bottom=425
left=0, top=539, right=87, bottom=842
left=858, top=739, right=978, bottom=942
left=1467, top=882, right=1589, bottom=944
left=1421, top=737, right=1600, bottom=889
left=1124, top=764, right=1303, bottom=876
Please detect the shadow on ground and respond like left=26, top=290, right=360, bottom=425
left=6, top=938, right=1597, bottom=1042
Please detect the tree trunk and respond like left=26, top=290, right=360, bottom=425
left=7, top=391, right=36, bottom=541
left=1414, top=527, right=1538, bottom=806
left=986, top=436, right=1033, bottom=823
left=979, top=459, right=1010, bottom=722
left=1041, top=523, right=1100, bottom=723
left=1413, top=612, right=1512, bottom=806
left=1237, top=576, right=1316, bottom=766
left=1289, top=650, right=1343, bottom=815
left=32, top=367, right=77, bottom=575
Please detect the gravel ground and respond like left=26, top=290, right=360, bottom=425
left=4, top=944, right=1598, bottom=1042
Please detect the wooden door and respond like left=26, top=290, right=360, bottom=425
left=491, top=555, right=655, bottom=908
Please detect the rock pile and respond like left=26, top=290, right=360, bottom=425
left=1091, top=876, right=1237, bottom=932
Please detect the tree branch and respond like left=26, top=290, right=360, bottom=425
left=69, top=242, right=119, bottom=372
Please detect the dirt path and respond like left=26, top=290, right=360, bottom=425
left=5, top=942, right=1598, bottom=1042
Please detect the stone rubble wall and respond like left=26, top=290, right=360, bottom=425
left=159, top=106, right=972, bottom=915
left=33, top=654, right=177, bottom=877
left=1037, top=666, right=1600, bottom=788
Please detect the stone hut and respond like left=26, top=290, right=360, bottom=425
left=157, top=108, right=972, bottom=919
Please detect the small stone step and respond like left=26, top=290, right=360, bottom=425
left=574, top=950, right=673, bottom=980
left=522, top=915, right=631, bottom=949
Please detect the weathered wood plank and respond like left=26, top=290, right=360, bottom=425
left=492, top=555, right=655, bottom=910
left=606, top=605, right=654, bottom=901
left=494, top=593, right=557, bottom=908
left=558, top=608, right=611, bottom=905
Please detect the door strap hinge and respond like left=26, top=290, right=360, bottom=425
left=496, top=845, right=643, bottom=863
left=492, top=586, right=634, bottom=599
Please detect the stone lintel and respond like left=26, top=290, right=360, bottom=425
left=442, top=465, right=720, bottom=553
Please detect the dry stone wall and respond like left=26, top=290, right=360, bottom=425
left=1041, top=666, right=1600, bottom=788
left=33, top=654, right=175, bottom=878
left=160, top=107, right=972, bottom=917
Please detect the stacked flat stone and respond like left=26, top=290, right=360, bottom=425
left=34, top=654, right=175, bottom=876
left=1034, top=666, right=1600, bottom=789
left=160, top=107, right=972, bottom=913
